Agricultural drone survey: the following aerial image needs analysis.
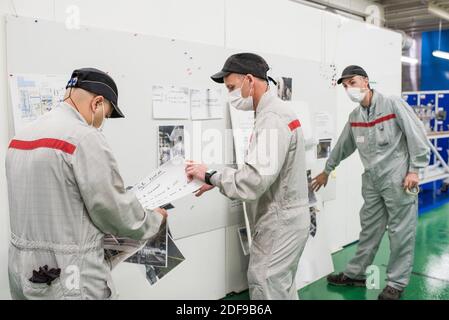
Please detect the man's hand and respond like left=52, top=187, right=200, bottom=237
left=194, top=184, right=215, bottom=197
left=311, top=172, right=329, bottom=192
left=154, top=207, right=168, bottom=219
left=185, top=160, right=208, bottom=182
left=403, top=172, right=419, bottom=190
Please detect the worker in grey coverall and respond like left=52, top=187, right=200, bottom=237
left=185, top=53, right=310, bottom=300
left=6, top=68, right=166, bottom=300
left=312, top=65, right=430, bottom=300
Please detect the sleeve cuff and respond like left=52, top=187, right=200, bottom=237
left=210, top=172, right=222, bottom=188
left=408, top=166, right=420, bottom=174
left=324, top=163, right=333, bottom=175
left=148, top=209, right=164, bottom=235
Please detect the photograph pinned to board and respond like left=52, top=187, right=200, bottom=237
left=145, top=233, right=186, bottom=285
left=238, top=227, right=250, bottom=256
left=190, top=88, right=224, bottom=120
left=158, top=125, right=185, bottom=166
left=317, top=138, right=332, bottom=159
left=309, top=206, right=318, bottom=237
left=126, top=220, right=168, bottom=268
left=8, top=73, right=67, bottom=132
left=152, top=85, right=190, bottom=119
left=307, top=169, right=317, bottom=206
left=276, top=77, right=292, bottom=101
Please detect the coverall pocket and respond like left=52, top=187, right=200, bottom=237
left=251, top=228, right=276, bottom=257
left=353, top=130, right=368, bottom=153
left=389, top=170, right=417, bottom=206
left=22, top=277, right=64, bottom=300
left=396, top=189, right=417, bottom=206
left=247, top=228, right=277, bottom=297
left=376, top=123, right=390, bottom=147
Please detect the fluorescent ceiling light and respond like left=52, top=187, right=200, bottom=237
left=401, top=56, right=418, bottom=64
left=433, top=50, right=449, bottom=60
left=428, top=3, right=449, bottom=22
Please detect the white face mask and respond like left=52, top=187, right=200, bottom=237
left=228, top=78, right=254, bottom=111
left=346, top=87, right=367, bottom=103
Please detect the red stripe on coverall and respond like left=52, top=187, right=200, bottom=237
left=350, top=113, right=396, bottom=128
left=9, top=138, right=77, bottom=155
left=288, top=119, right=301, bottom=131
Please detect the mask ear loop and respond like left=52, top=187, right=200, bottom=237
left=98, top=102, right=106, bottom=131
left=248, top=78, right=254, bottom=97
left=242, top=76, right=254, bottom=98
left=64, top=87, right=82, bottom=115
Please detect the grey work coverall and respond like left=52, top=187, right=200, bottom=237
left=210, top=89, right=310, bottom=300
left=6, top=102, right=163, bottom=299
left=324, top=90, right=430, bottom=290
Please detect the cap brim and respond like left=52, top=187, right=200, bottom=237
left=109, top=101, right=125, bottom=118
left=337, top=74, right=360, bottom=85
left=211, top=70, right=230, bottom=83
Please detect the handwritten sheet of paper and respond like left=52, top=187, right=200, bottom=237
left=314, top=111, right=334, bottom=139
left=207, top=88, right=224, bottom=119
left=190, top=89, right=207, bottom=119
left=228, top=105, right=255, bottom=167
left=190, top=88, right=223, bottom=120
left=133, top=156, right=203, bottom=210
left=152, top=85, right=190, bottom=119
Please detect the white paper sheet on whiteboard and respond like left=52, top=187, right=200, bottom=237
left=132, top=156, right=202, bottom=210
left=152, top=85, right=190, bottom=119
left=228, top=105, right=254, bottom=167
left=190, top=88, right=224, bottom=120
left=9, top=73, right=67, bottom=132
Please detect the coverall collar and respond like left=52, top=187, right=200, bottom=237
left=360, top=89, right=378, bottom=116
left=60, top=101, right=89, bottom=125
left=255, top=87, right=277, bottom=115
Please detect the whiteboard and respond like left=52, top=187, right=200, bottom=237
left=6, top=15, right=337, bottom=240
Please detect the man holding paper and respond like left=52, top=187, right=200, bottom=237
left=6, top=68, right=166, bottom=300
left=185, top=53, right=310, bottom=300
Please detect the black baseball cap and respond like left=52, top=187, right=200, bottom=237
left=66, top=67, right=124, bottom=118
left=337, top=65, right=369, bottom=85
left=211, top=53, right=277, bottom=85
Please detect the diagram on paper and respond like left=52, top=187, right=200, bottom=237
left=9, top=74, right=67, bottom=132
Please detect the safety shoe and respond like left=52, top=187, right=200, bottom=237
left=327, top=272, right=366, bottom=287
left=378, top=286, right=403, bottom=300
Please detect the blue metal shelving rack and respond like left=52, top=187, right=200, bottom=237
left=402, top=91, right=449, bottom=214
